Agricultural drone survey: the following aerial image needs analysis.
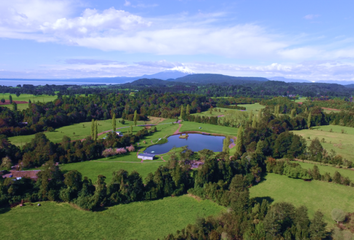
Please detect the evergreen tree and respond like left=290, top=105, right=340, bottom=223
left=307, top=112, right=312, bottom=129
left=130, top=125, right=133, bottom=134
left=112, top=112, right=116, bottom=132
left=133, top=110, right=137, bottom=126
left=9, top=95, right=12, bottom=104
left=91, top=119, right=95, bottom=139
left=94, top=120, right=98, bottom=141
left=180, top=105, right=184, bottom=120
left=222, top=136, right=230, bottom=154
left=186, top=104, right=190, bottom=115
left=12, top=102, right=17, bottom=111
left=252, top=116, right=257, bottom=128
left=235, top=125, right=244, bottom=156
left=249, top=111, right=254, bottom=123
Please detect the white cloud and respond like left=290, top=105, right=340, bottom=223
left=304, top=14, right=320, bottom=20
left=40, top=8, right=151, bottom=38
left=124, top=0, right=131, bottom=6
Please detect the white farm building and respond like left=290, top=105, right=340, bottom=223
left=138, top=153, right=156, bottom=160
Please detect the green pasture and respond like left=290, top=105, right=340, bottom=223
left=0, top=195, right=225, bottom=240
left=237, top=103, right=265, bottom=112
left=292, top=125, right=354, bottom=160
left=250, top=173, right=354, bottom=226
left=295, top=97, right=307, bottom=103
left=0, top=93, right=57, bottom=103
left=60, top=155, right=164, bottom=184
left=179, top=121, right=238, bottom=137
left=191, top=107, right=238, bottom=118
left=293, top=161, right=354, bottom=182
left=8, top=118, right=171, bottom=147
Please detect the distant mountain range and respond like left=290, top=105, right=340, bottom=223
left=2, top=71, right=354, bottom=87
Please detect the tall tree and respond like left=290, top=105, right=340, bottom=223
left=252, top=116, right=257, bottom=128
left=91, top=119, right=95, bottom=139
left=186, top=104, right=190, bottom=116
left=133, top=110, right=137, bottom=126
left=112, top=112, right=116, bottom=132
left=290, top=109, right=296, bottom=118
left=235, top=125, right=244, bottom=156
left=130, top=125, right=133, bottom=134
left=9, top=95, right=12, bottom=104
left=307, top=112, right=312, bottom=129
left=12, top=102, right=17, bottom=111
left=94, top=120, right=98, bottom=141
left=180, top=105, right=184, bottom=120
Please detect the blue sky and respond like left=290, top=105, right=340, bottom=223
left=0, top=0, right=354, bottom=81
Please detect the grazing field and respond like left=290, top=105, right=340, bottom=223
left=60, top=152, right=165, bottom=183
left=293, top=161, right=354, bottom=182
left=292, top=125, right=354, bottom=160
left=0, top=93, right=58, bottom=103
left=0, top=195, right=225, bottom=240
left=8, top=118, right=175, bottom=147
left=237, top=103, right=265, bottom=112
left=179, top=121, right=238, bottom=137
left=250, top=173, right=354, bottom=225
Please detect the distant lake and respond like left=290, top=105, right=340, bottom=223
left=144, top=133, right=231, bottom=155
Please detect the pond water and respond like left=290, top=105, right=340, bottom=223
left=144, top=133, right=232, bottom=155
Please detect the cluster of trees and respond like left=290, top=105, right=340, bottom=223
left=0, top=92, right=211, bottom=137
left=16, top=126, right=154, bottom=169
left=267, top=158, right=353, bottom=187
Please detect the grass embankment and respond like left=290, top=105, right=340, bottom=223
left=250, top=173, right=354, bottom=226
left=0, top=195, right=225, bottom=240
left=179, top=121, right=238, bottom=136
left=292, top=125, right=354, bottom=160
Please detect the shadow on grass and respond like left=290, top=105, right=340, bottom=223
left=0, top=207, right=11, bottom=215
left=252, top=196, right=274, bottom=205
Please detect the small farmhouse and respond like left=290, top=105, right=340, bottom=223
left=138, top=153, right=155, bottom=160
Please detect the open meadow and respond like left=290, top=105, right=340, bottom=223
left=292, top=125, right=354, bottom=160
left=250, top=173, right=354, bottom=226
left=0, top=195, right=225, bottom=240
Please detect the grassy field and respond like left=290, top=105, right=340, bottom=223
left=179, top=121, right=238, bottom=137
left=60, top=149, right=168, bottom=183
left=0, top=93, right=58, bottom=103
left=250, top=173, right=354, bottom=225
left=294, top=161, right=354, bottom=182
left=237, top=103, right=265, bottom=112
left=292, top=125, right=354, bottom=160
left=0, top=195, right=225, bottom=240
left=295, top=97, right=307, bottom=103
left=8, top=117, right=176, bottom=147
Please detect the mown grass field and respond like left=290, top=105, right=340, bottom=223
left=292, top=125, right=354, bottom=160
left=0, top=195, right=225, bottom=240
left=179, top=121, right=238, bottom=137
left=250, top=173, right=354, bottom=225
left=293, top=161, right=354, bottom=182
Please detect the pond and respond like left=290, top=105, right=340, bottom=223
left=144, top=133, right=232, bottom=155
